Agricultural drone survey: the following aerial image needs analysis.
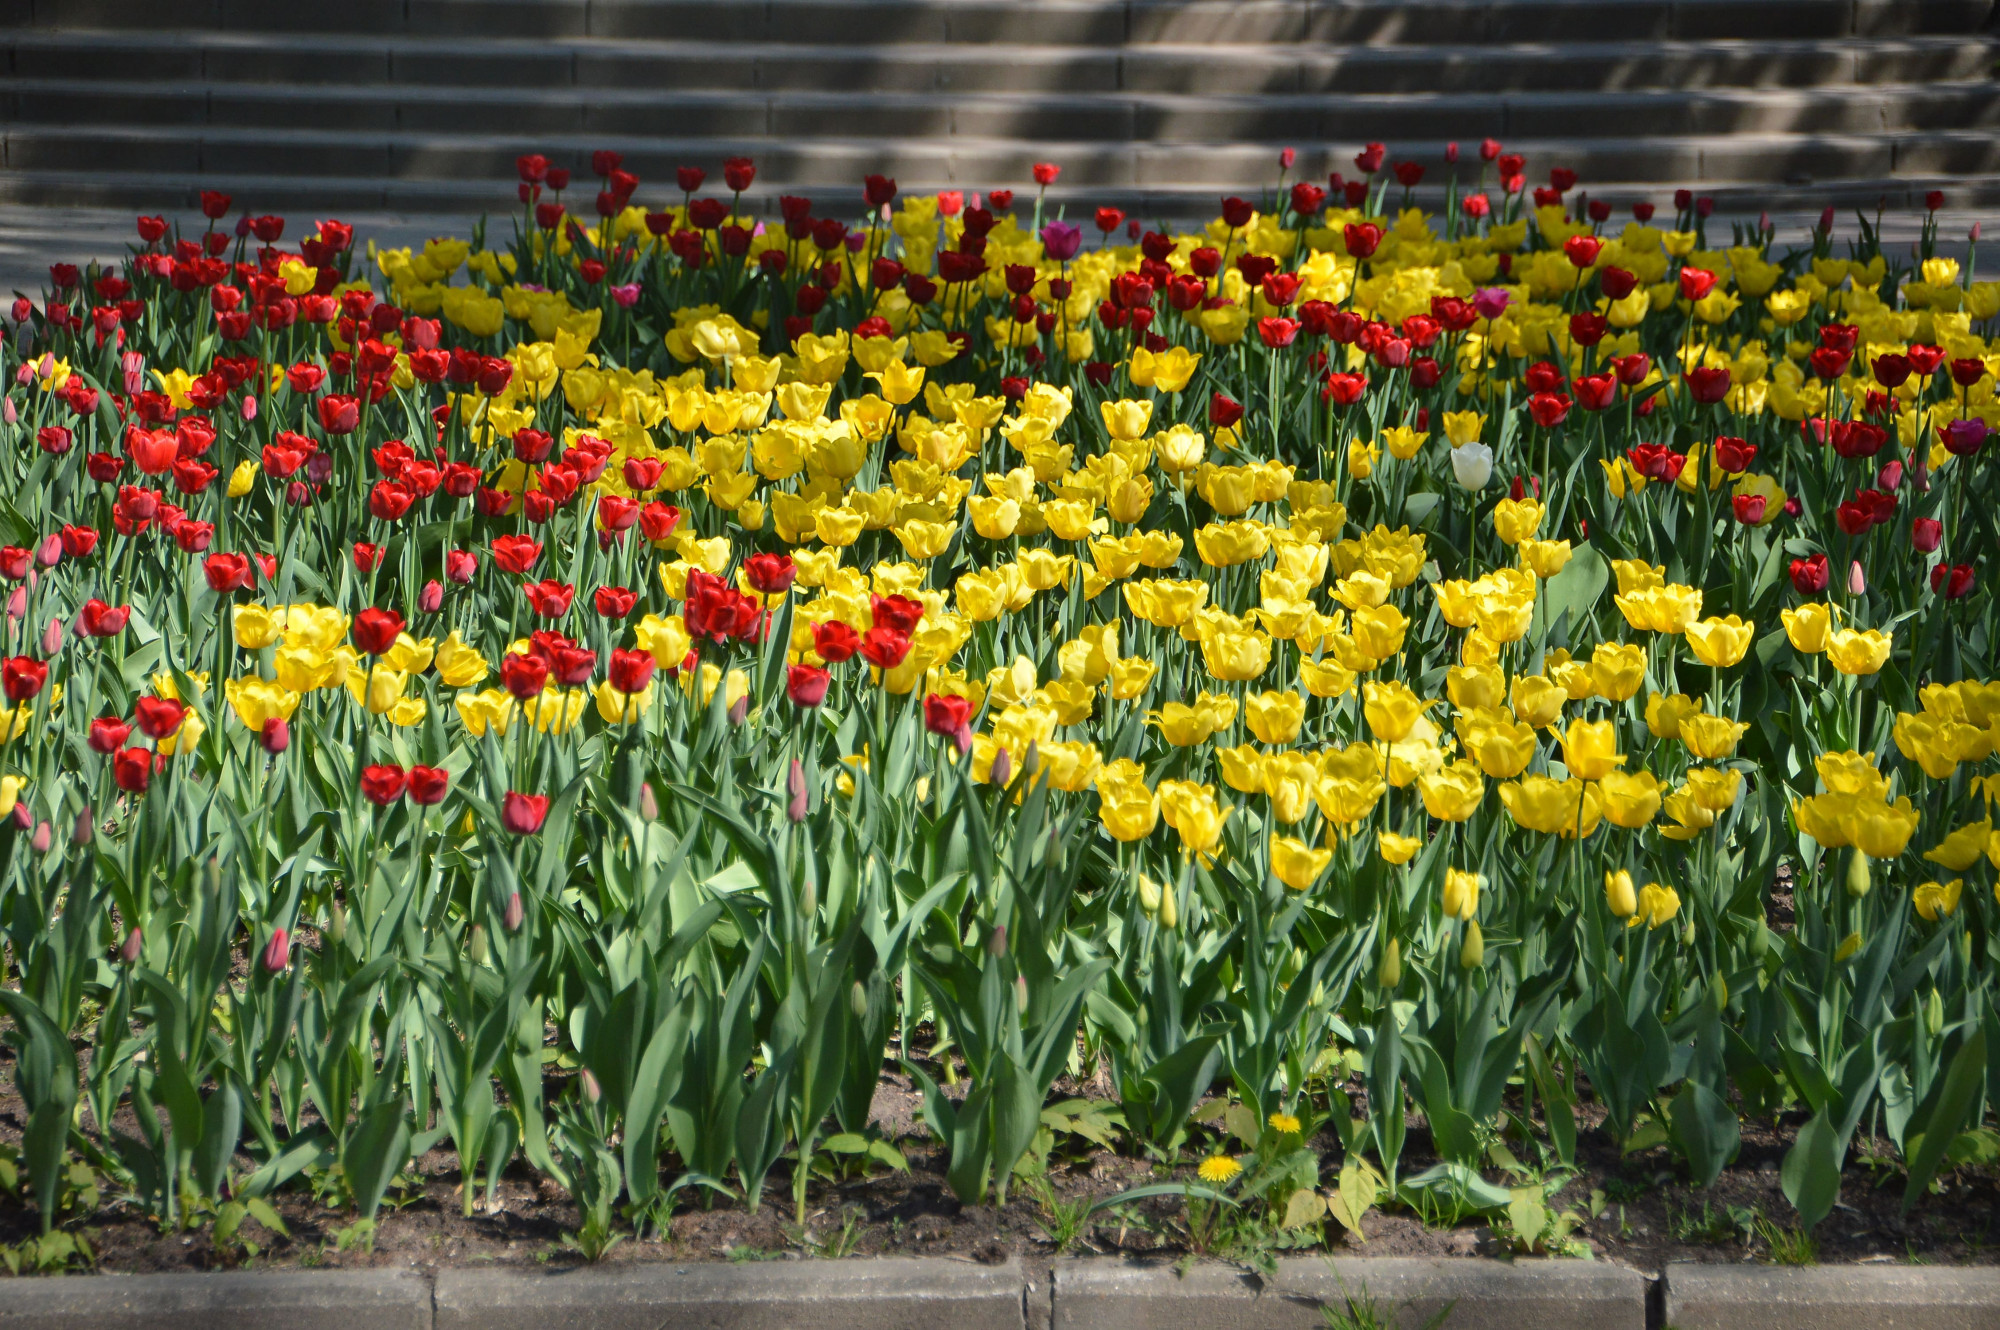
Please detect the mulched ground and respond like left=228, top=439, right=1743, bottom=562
left=2, top=1054, right=1995, bottom=1277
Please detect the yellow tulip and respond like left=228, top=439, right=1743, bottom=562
left=1270, top=833, right=1332, bottom=891
left=1914, top=878, right=1963, bottom=921
left=1827, top=627, right=1891, bottom=676
left=1679, top=713, right=1748, bottom=760
left=1559, top=718, right=1623, bottom=781
left=1923, top=818, right=1992, bottom=872
left=1378, top=831, right=1421, bottom=865
left=1362, top=680, right=1435, bottom=743
left=1589, top=642, right=1647, bottom=701
left=1099, top=785, right=1160, bottom=842
left=1499, top=774, right=1604, bottom=837
left=1510, top=675, right=1568, bottom=729
left=1645, top=691, right=1701, bottom=740
left=1442, top=867, right=1481, bottom=921
left=1100, top=398, right=1154, bottom=442
left=1604, top=869, right=1638, bottom=918
left=1686, top=615, right=1755, bottom=667
left=1492, top=497, right=1544, bottom=546
left=1245, top=690, right=1305, bottom=744
left=1599, top=770, right=1662, bottom=828
left=233, top=605, right=281, bottom=649
left=1418, top=760, right=1486, bottom=822
left=1633, top=882, right=1681, bottom=929
left=1781, top=603, right=1833, bottom=654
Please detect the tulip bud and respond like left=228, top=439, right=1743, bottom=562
left=1681, top=917, right=1695, bottom=947
left=1377, top=938, right=1402, bottom=989
left=581, top=1069, right=602, bottom=1104
left=470, top=923, right=490, bottom=965
left=1847, top=560, right=1866, bottom=596
left=989, top=746, right=1012, bottom=788
left=851, top=980, right=869, bottom=1019
left=800, top=874, right=816, bottom=919
left=31, top=820, right=50, bottom=853
left=261, top=926, right=291, bottom=973
left=987, top=923, right=1008, bottom=958
left=1021, top=740, right=1040, bottom=781
left=261, top=717, right=290, bottom=754
left=1846, top=850, right=1872, bottom=898
left=327, top=901, right=347, bottom=944
left=72, top=805, right=92, bottom=845
left=727, top=693, right=748, bottom=727
left=418, top=579, right=444, bottom=613
left=34, top=534, right=60, bottom=568
left=504, top=890, right=524, bottom=932
left=8, top=585, right=25, bottom=619
left=1712, top=975, right=1729, bottom=1011
left=119, top=925, right=142, bottom=963
left=787, top=759, right=808, bottom=823
left=241, top=394, right=258, bottom=421
left=1925, top=987, right=1944, bottom=1038
left=1016, top=975, right=1030, bottom=1013
left=12, top=803, right=30, bottom=830
left=1158, top=879, right=1179, bottom=929
left=1459, top=920, right=1484, bottom=969
left=639, top=782, right=659, bottom=821
left=1136, top=874, right=1161, bottom=914
left=41, top=617, right=61, bottom=656
left=1834, top=930, right=1863, bottom=962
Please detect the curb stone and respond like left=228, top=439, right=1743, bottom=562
left=4, top=1256, right=2000, bottom=1327
left=430, top=1255, right=1031, bottom=1330
left=0, top=1268, right=432, bottom=1330
left=1048, top=1255, right=1650, bottom=1330
left=1662, top=1261, right=2000, bottom=1330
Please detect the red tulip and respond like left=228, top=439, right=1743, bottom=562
left=500, top=651, right=549, bottom=699
left=261, top=718, right=289, bottom=754
left=3, top=656, right=49, bottom=704
left=1713, top=436, right=1757, bottom=473
left=407, top=765, right=450, bottom=805
left=523, top=579, right=576, bottom=618
left=744, top=553, right=796, bottom=595
left=501, top=791, right=549, bottom=835
left=813, top=620, right=861, bottom=664
left=1677, top=267, right=1717, bottom=301
left=204, top=552, right=255, bottom=592
left=360, top=764, right=408, bottom=805
left=1684, top=366, right=1733, bottom=404
left=261, top=927, right=291, bottom=973
left=608, top=648, right=657, bottom=694
left=490, top=534, right=542, bottom=574
left=787, top=664, right=830, bottom=707
left=353, top=607, right=404, bottom=655
left=77, top=599, right=130, bottom=637
left=593, top=585, right=638, bottom=618
left=1912, top=518, right=1943, bottom=553
left=1933, top=563, right=1976, bottom=599
left=924, top=693, right=972, bottom=737
left=317, top=394, right=360, bottom=435
left=113, top=746, right=152, bottom=793
left=89, top=716, right=132, bottom=753
left=857, top=626, right=911, bottom=670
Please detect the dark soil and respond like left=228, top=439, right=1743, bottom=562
left=3, top=1055, right=1997, bottom=1278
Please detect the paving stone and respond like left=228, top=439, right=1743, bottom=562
left=0, top=1269, right=432, bottom=1330
left=1663, top=1261, right=2000, bottom=1330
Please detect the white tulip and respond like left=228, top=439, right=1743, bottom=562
left=1449, top=442, right=1493, bottom=490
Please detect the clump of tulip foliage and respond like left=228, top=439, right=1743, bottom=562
left=0, top=144, right=1997, bottom=1251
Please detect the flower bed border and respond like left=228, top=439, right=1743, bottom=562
left=2, top=1256, right=1998, bottom=1330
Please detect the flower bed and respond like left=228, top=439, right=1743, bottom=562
left=0, top=144, right=1996, bottom=1269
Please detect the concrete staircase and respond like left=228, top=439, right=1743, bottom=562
left=3, top=0, right=1997, bottom=221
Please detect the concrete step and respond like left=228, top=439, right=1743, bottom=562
left=6, top=31, right=1995, bottom=94
left=7, top=78, right=1995, bottom=142
left=3, top=164, right=1998, bottom=224
left=8, top=123, right=2000, bottom=192
left=5, top=0, right=1994, bottom=45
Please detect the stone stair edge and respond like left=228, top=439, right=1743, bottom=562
left=8, top=74, right=1995, bottom=107
left=3, top=1257, right=2000, bottom=1330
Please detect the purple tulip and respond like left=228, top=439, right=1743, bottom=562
left=1040, top=220, right=1082, bottom=262
left=1472, top=287, right=1511, bottom=321
left=1940, top=418, right=1989, bottom=456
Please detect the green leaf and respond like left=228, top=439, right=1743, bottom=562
left=1780, top=1112, right=1842, bottom=1228
left=1903, top=1026, right=1987, bottom=1211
